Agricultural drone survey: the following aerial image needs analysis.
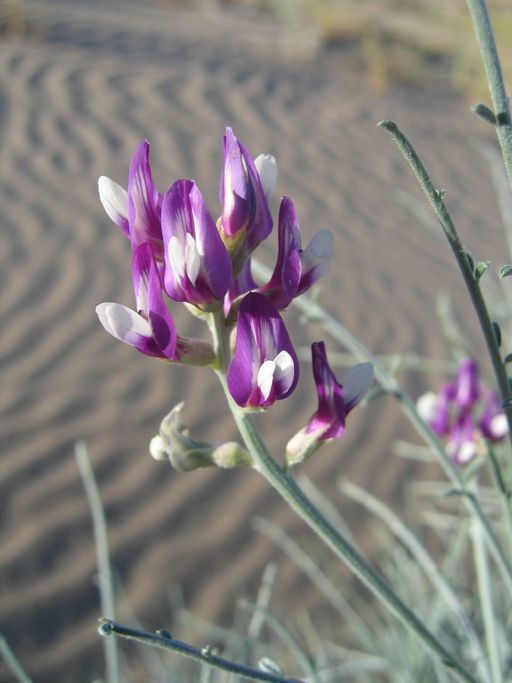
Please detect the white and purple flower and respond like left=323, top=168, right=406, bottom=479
left=286, top=342, right=373, bottom=466
left=219, top=127, right=273, bottom=260
left=227, top=292, right=299, bottom=408
left=162, top=179, right=232, bottom=307
left=261, top=196, right=333, bottom=309
left=417, top=358, right=508, bottom=466
left=98, top=140, right=164, bottom=258
left=96, top=242, right=177, bottom=360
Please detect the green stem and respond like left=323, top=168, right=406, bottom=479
left=251, top=258, right=512, bottom=591
left=227, top=404, right=479, bottom=683
left=466, top=0, right=512, bottom=194
left=378, top=120, right=512, bottom=448
left=98, top=620, right=304, bottom=683
left=210, top=310, right=479, bottom=681
left=471, top=481, right=503, bottom=683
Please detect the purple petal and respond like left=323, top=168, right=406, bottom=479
left=227, top=292, right=299, bottom=408
left=341, top=362, right=374, bottom=412
left=455, top=358, right=480, bottom=410
left=307, top=341, right=346, bottom=439
left=219, top=128, right=273, bottom=253
left=96, top=302, right=165, bottom=358
left=224, top=259, right=257, bottom=316
left=447, top=413, right=478, bottom=466
left=131, top=243, right=177, bottom=359
left=261, top=196, right=302, bottom=309
left=128, top=140, right=163, bottom=258
left=162, top=179, right=232, bottom=306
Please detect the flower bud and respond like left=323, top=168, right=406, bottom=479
left=151, top=402, right=251, bottom=471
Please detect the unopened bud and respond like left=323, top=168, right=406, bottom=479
left=151, top=402, right=251, bottom=471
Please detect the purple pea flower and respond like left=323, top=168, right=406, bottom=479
left=417, top=358, right=508, bottom=466
left=454, top=358, right=480, bottom=410
left=286, top=342, right=373, bottom=466
left=261, top=196, right=333, bottom=309
left=480, top=390, right=508, bottom=442
left=227, top=292, right=299, bottom=408
left=219, top=127, right=273, bottom=259
left=446, top=413, right=478, bottom=466
left=96, top=242, right=177, bottom=360
left=162, top=179, right=232, bottom=307
left=98, top=140, right=164, bottom=258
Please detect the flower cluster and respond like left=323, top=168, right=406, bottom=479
left=417, top=358, right=508, bottom=466
left=96, top=128, right=372, bottom=461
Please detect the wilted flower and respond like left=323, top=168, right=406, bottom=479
left=162, top=179, right=232, bottom=307
left=286, top=342, right=373, bottom=467
left=227, top=292, right=299, bottom=408
left=417, top=358, right=508, bottom=466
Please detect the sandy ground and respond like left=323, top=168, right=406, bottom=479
left=0, top=1, right=509, bottom=680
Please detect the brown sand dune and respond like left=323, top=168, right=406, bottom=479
left=0, top=1, right=509, bottom=680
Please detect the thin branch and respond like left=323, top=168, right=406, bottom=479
left=98, top=620, right=306, bottom=683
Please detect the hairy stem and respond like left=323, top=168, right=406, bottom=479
left=466, top=0, right=512, bottom=194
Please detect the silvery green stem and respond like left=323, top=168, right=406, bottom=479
left=379, top=120, right=512, bottom=450
left=252, top=258, right=512, bottom=591
left=471, top=481, right=503, bottom=683
left=466, top=0, right=512, bottom=194
left=209, top=309, right=479, bottom=681
left=75, top=442, right=119, bottom=683
left=98, top=620, right=304, bottom=683
left=0, top=633, right=33, bottom=683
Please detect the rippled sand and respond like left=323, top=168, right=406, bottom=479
left=0, top=1, right=508, bottom=680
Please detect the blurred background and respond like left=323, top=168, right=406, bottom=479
left=1, top=0, right=511, bottom=680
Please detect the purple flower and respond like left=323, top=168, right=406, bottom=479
left=446, top=413, right=478, bottom=466
left=162, top=179, right=232, bottom=307
left=417, top=358, right=507, bottom=466
left=261, top=196, right=333, bottom=309
left=96, top=243, right=177, bottom=359
left=98, top=140, right=164, bottom=258
left=223, top=259, right=258, bottom=316
left=454, top=358, right=480, bottom=410
left=219, top=127, right=273, bottom=258
left=480, top=390, right=508, bottom=442
left=286, top=342, right=373, bottom=466
left=227, top=292, right=299, bottom=408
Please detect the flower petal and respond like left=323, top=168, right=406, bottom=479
left=128, top=140, right=163, bottom=257
left=98, top=176, right=129, bottom=236
left=254, top=154, right=277, bottom=201
left=227, top=292, right=298, bottom=408
left=341, top=362, right=374, bottom=412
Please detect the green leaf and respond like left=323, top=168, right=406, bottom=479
left=504, top=353, right=512, bottom=364
left=471, top=103, right=496, bottom=125
left=493, top=321, right=502, bottom=347
left=475, top=261, right=490, bottom=279
left=499, top=264, right=512, bottom=279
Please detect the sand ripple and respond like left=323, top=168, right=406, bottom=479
left=0, top=1, right=508, bottom=680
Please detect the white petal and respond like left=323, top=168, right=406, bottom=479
left=457, top=441, right=477, bottom=464
left=273, top=350, right=295, bottom=394
left=169, top=235, right=186, bottom=278
left=185, top=232, right=201, bottom=285
left=149, top=435, right=168, bottom=461
left=98, top=176, right=128, bottom=225
left=255, top=154, right=277, bottom=201
left=490, top=414, right=508, bottom=439
left=257, top=360, right=276, bottom=400
left=341, top=362, right=374, bottom=409
left=416, top=391, right=439, bottom=422
left=301, top=230, right=333, bottom=273
left=97, top=302, right=151, bottom=343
